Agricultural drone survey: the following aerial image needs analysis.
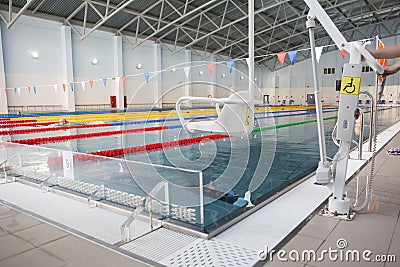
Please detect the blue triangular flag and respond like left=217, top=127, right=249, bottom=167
left=226, top=59, right=234, bottom=73
left=14, top=87, right=16, bottom=93
left=288, top=50, right=297, bottom=65
left=144, top=72, right=150, bottom=83
left=33, top=86, right=37, bottom=94
left=70, top=83, right=74, bottom=92
left=103, top=78, right=107, bottom=87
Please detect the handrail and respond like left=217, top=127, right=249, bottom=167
left=360, top=91, right=375, bottom=152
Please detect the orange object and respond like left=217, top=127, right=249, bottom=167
left=377, top=41, right=388, bottom=81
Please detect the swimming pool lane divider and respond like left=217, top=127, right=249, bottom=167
left=0, top=108, right=338, bottom=137
left=46, top=134, right=230, bottom=166
left=9, top=126, right=168, bottom=145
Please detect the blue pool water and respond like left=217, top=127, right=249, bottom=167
left=4, top=106, right=400, bottom=233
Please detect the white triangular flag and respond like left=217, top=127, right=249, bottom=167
left=81, top=81, right=86, bottom=92
left=115, top=76, right=121, bottom=89
left=17, top=88, right=21, bottom=95
left=315, top=46, right=323, bottom=63
left=245, top=57, right=251, bottom=67
left=54, top=84, right=58, bottom=92
left=183, top=67, right=190, bottom=80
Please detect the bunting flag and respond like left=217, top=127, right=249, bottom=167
left=288, top=50, right=297, bottom=65
left=277, top=52, right=287, bottom=66
left=183, top=67, right=190, bottom=80
left=144, top=72, right=150, bottom=83
left=70, top=82, right=74, bottom=92
left=89, top=80, right=94, bottom=88
left=115, top=76, right=120, bottom=89
left=226, top=59, right=234, bottom=73
left=27, top=86, right=31, bottom=93
left=54, top=84, right=58, bottom=92
left=17, top=88, right=21, bottom=95
left=81, top=81, right=86, bottom=92
left=14, top=87, right=16, bottom=94
left=103, top=78, right=107, bottom=88
left=121, top=76, right=126, bottom=87
left=33, top=86, right=37, bottom=94
left=4, top=88, right=6, bottom=95
left=62, top=83, right=66, bottom=92
left=207, top=63, right=214, bottom=76
left=245, top=57, right=251, bottom=67
left=315, top=46, right=323, bottom=63
left=340, top=49, right=346, bottom=59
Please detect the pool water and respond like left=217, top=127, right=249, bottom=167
left=3, top=106, right=400, bottom=233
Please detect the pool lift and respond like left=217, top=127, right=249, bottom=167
left=176, top=1, right=257, bottom=136
left=304, top=0, right=384, bottom=218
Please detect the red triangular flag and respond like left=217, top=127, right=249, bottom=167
left=277, top=52, right=287, bottom=66
left=62, top=83, right=66, bottom=92
left=89, top=80, right=93, bottom=88
left=27, top=86, right=31, bottom=93
left=207, top=63, right=214, bottom=76
left=340, top=49, right=346, bottom=59
left=121, top=76, right=126, bottom=87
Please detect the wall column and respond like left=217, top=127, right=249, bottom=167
left=0, top=26, right=8, bottom=114
left=154, top=43, right=162, bottom=108
left=210, top=55, right=216, bottom=97
left=184, top=49, right=192, bottom=107
left=61, top=26, right=75, bottom=111
left=113, top=36, right=125, bottom=111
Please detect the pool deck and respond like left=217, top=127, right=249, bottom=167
left=0, top=113, right=399, bottom=266
left=264, top=130, right=400, bottom=267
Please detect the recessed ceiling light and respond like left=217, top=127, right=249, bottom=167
left=91, top=58, right=98, bottom=65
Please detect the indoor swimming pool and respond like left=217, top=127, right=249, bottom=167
left=1, top=106, right=399, bottom=234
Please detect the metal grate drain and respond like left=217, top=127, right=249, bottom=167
left=160, top=239, right=258, bottom=267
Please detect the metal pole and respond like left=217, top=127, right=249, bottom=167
left=358, top=108, right=364, bottom=160
left=199, top=172, right=204, bottom=225
left=369, top=96, right=375, bottom=152
left=307, top=16, right=327, bottom=163
left=249, top=0, right=254, bottom=111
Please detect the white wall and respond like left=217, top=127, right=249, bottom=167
left=262, top=35, right=400, bottom=106
left=0, top=13, right=399, bottom=113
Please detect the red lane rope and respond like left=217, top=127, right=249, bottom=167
left=10, top=126, right=168, bottom=145
left=0, top=119, right=37, bottom=124
left=0, top=121, right=58, bottom=128
left=47, top=134, right=230, bottom=166
left=88, top=134, right=230, bottom=157
left=0, top=123, right=113, bottom=135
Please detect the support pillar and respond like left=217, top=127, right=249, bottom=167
left=0, top=27, right=8, bottom=114
left=61, top=26, right=75, bottom=111
left=114, top=36, right=125, bottom=111
left=154, top=43, right=162, bottom=108
left=210, top=55, right=216, bottom=97
left=184, top=49, right=192, bottom=107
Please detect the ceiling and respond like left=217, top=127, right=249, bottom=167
left=0, top=0, right=399, bottom=70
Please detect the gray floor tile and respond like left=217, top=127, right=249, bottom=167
left=376, top=157, right=400, bottom=176
left=322, top=214, right=397, bottom=255
left=0, top=205, right=18, bottom=219
left=264, top=259, right=305, bottom=266
left=0, top=213, right=42, bottom=233
left=0, top=227, right=7, bottom=237
left=372, top=175, right=400, bottom=186
left=370, top=189, right=400, bottom=205
left=0, top=234, right=34, bottom=261
left=41, top=235, right=150, bottom=267
left=14, top=223, right=69, bottom=246
left=0, top=248, right=65, bottom=267
left=298, top=215, right=339, bottom=240
left=275, top=234, right=324, bottom=264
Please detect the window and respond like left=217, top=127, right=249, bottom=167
left=323, top=67, right=336, bottom=75
left=362, top=66, right=374, bottom=73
